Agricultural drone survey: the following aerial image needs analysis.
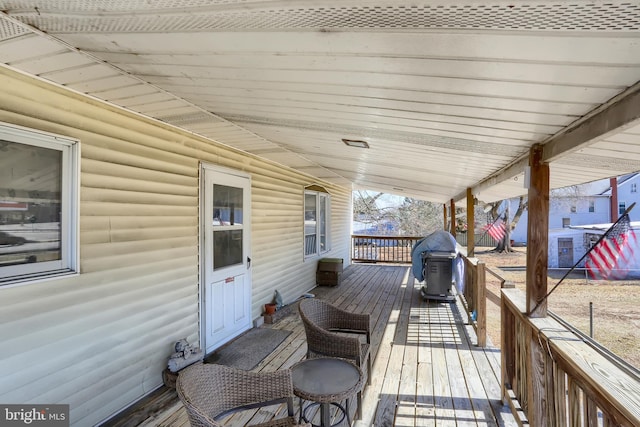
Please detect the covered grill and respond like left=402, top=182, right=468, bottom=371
left=411, top=230, right=462, bottom=302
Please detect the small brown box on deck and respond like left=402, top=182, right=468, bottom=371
left=316, top=258, right=343, bottom=286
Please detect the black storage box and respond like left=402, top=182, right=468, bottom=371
left=316, top=257, right=343, bottom=286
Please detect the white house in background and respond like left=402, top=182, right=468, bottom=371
left=552, top=222, right=640, bottom=277
left=508, top=192, right=611, bottom=244
left=507, top=173, right=640, bottom=268
left=602, top=173, right=640, bottom=222
left=509, top=173, right=640, bottom=244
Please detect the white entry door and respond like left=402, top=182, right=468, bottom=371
left=201, top=164, right=252, bottom=353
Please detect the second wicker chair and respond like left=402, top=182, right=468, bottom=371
left=298, top=298, right=372, bottom=419
left=176, top=362, right=310, bottom=427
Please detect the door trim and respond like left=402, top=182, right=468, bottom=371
left=198, top=162, right=252, bottom=353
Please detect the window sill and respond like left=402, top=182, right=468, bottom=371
left=1, top=269, right=79, bottom=289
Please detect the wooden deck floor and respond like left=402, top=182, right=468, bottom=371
left=105, top=264, right=518, bottom=427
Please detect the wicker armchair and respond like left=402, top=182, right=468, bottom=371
left=298, top=298, right=372, bottom=419
left=176, top=362, right=310, bottom=427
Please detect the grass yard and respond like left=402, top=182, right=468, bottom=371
left=475, top=247, right=640, bottom=369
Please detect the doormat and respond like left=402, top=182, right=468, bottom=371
left=205, top=328, right=292, bottom=371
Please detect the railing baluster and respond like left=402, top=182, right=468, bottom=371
left=568, top=378, right=581, bottom=427
left=554, top=362, right=567, bottom=427
left=585, top=396, right=598, bottom=427
left=545, top=351, right=555, bottom=426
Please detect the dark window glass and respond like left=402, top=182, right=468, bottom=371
left=213, top=230, right=243, bottom=270
left=0, top=141, right=62, bottom=268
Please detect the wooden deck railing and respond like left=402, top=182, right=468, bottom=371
left=351, top=235, right=422, bottom=263
left=501, top=288, right=640, bottom=427
left=460, top=256, right=487, bottom=346
left=350, top=237, right=504, bottom=349
left=458, top=255, right=507, bottom=347
left=352, top=237, right=640, bottom=425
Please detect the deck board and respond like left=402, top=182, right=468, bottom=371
left=430, top=303, right=457, bottom=427
left=103, top=264, right=518, bottom=427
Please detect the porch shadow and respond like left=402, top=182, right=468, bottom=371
left=106, top=263, right=518, bottom=426
left=375, top=393, right=518, bottom=427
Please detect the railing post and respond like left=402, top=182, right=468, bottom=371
left=450, top=199, right=456, bottom=236
left=476, top=261, right=486, bottom=347
left=466, top=188, right=475, bottom=257
left=526, top=144, right=549, bottom=316
left=501, top=292, right=515, bottom=405
left=522, top=145, right=550, bottom=426
left=443, top=203, right=447, bottom=230
left=464, top=258, right=475, bottom=313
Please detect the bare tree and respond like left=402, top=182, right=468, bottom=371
left=550, top=184, right=585, bottom=213
left=511, top=196, right=528, bottom=229
left=353, top=191, right=385, bottom=224
left=395, top=198, right=442, bottom=236
left=483, top=196, right=527, bottom=253
left=353, top=192, right=443, bottom=237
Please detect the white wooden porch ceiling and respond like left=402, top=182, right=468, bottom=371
left=1, top=0, right=640, bottom=204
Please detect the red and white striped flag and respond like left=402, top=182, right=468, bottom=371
left=585, top=213, right=637, bottom=279
left=483, top=218, right=507, bottom=242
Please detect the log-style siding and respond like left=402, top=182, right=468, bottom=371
left=0, top=65, right=351, bottom=426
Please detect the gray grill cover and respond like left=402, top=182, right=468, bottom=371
left=411, top=230, right=458, bottom=282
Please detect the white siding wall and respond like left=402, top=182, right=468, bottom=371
left=547, top=229, right=587, bottom=268
left=617, top=175, right=640, bottom=222
left=510, top=196, right=611, bottom=243
left=0, top=66, right=351, bottom=426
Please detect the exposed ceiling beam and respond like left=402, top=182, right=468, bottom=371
left=542, top=81, right=640, bottom=162
left=454, top=156, right=528, bottom=203
left=455, top=80, right=640, bottom=203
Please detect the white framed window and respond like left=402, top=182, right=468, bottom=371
left=632, top=183, right=637, bottom=193
left=304, top=186, right=330, bottom=257
left=619, top=201, right=626, bottom=215
left=0, top=123, right=79, bottom=287
left=588, top=200, right=595, bottom=213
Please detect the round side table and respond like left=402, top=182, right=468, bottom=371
left=291, top=357, right=363, bottom=427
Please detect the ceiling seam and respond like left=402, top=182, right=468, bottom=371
left=0, top=11, right=343, bottom=184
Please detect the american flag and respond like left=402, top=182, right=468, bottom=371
left=585, top=213, right=637, bottom=280
left=483, top=218, right=507, bottom=242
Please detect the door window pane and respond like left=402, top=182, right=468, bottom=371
left=213, top=230, right=243, bottom=270
left=212, top=184, right=243, bottom=270
left=213, top=184, right=243, bottom=226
